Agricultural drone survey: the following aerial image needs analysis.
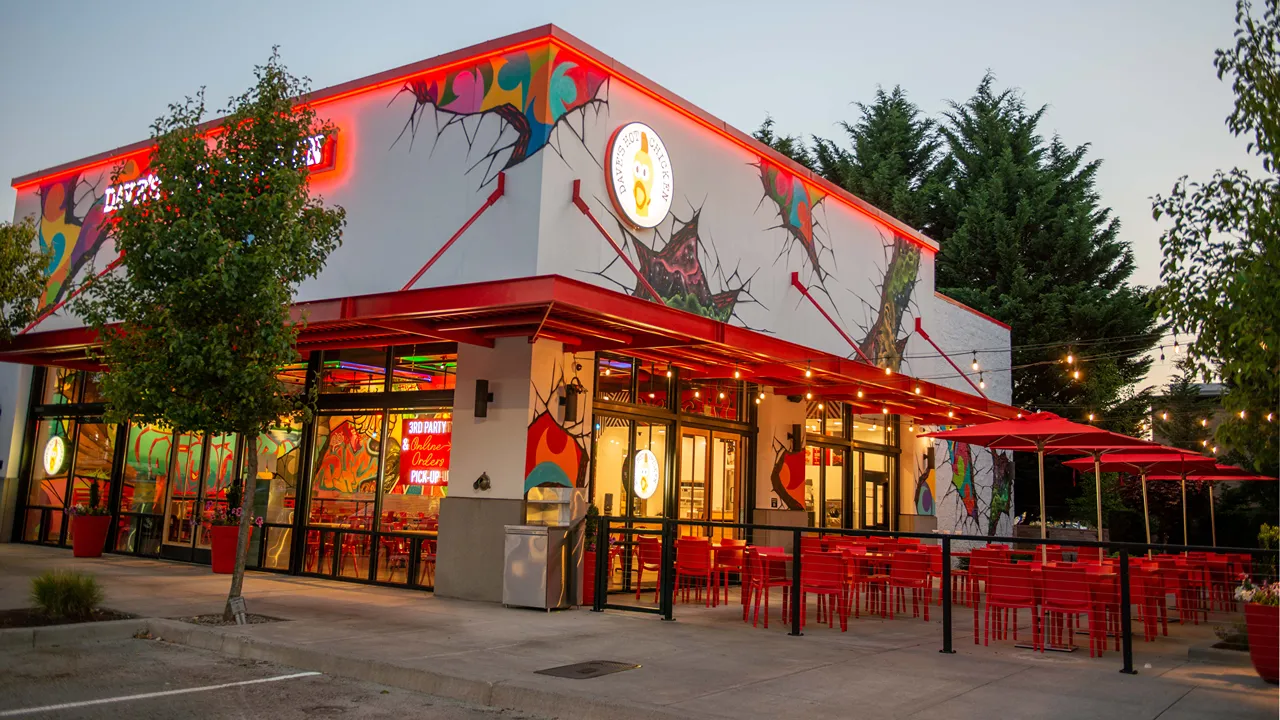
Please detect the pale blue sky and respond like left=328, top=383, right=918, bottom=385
left=0, top=0, right=1248, bottom=386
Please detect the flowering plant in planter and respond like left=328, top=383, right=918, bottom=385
left=204, top=482, right=263, bottom=528
left=1235, top=575, right=1280, bottom=606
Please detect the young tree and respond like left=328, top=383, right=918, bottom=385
left=77, top=50, right=345, bottom=619
left=0, top=218, right=50, bottom=342
left=810, top=86, right=942, bottom=229
left=1152, top=0, right=1280, bottom=471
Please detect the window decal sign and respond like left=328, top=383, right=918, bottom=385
left=400, top=417, right=450, bottom=486
left=43, top=435, right=67, bottom=476
left=606, top=122, right=673, bottom=229
left=633, top=448, right=660, bottom=500
left=102, top=132, right=338, bottom=213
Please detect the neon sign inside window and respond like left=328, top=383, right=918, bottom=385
left=103, top=133, right=336, bottom=213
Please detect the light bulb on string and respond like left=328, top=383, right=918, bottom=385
left=1211, top=446, right=1218, bottom=454
left=758, top=391, right=766, bottom=400
left=1268, top=413, right=1274, bottom=422
left=805, top=362, right=812, bottom=379
left=817, top=402, right=824, bottom=410
left=1200, top=418, right=1208, bottom=427
left=979, top=373, right=986, bottom=390
left=908, top=422, right=914, bottom=432
left=666, top=366, right=673, bottom=378
left=733, top=369, right=741, bottom=379
left=1161, top=411, right=1168, bottom=421
left=1201, top=439, right=1208, bottom=447
left=806, top=391, right=813, bottom=400
left=718, top=392, right=726, bottom=400
left=884, top=367, right=892, bottom=376
left=870, top=423, right=877, bottom=431
left=915, top=386, right=922, bottom=395
left=971, top=353, right=979, bottom=372
left=1066, top=352, right=1074, bottom=365
left=1239, top=410, right=1246, bottom=419
left=694, top=390, right=700, bottom=399
left=1072, top=369, right=1080, bottom=380
left=1088, top=413, right=1095, bottom=422
left=856, top=389, right=864, bottom=399
left=882, top=406, right=889, bottom=415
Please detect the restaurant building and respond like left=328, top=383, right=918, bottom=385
left=0, top=25, right=1017, bottom=602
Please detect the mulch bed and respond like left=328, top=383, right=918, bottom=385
left=177, top=613, right=285, bottom=626
left=0, top=608, right=137, bottom=629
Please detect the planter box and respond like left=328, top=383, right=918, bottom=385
left=1014, top=525, right=1109, bottom=545
left=209, top=525, right=253, bottom=574
left=70, top=514, right=111, bottom=558
left=1245, top=603, right=1279, bottom=684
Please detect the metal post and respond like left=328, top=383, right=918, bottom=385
left=1093, top=454, right=1104, bottom=542
left=789, top=528, right=803, bottom=636
left=1180, top=477, right=1189, bottom=547
left=660, top=519, right=675, bottom=621
left=1140, top=473, right=1152, bottom=558
left=940, top=536, right=954, bottom=654
left=1118, top=549, right=1135, bottom=674
left=592, top=518, right=608, bottom=612
left=1208, top=484, right=1217, bottom=547
left=1038, top=446, right=1048, bottom=563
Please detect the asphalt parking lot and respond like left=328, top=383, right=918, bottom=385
left=0, top=638, right=542, bottom=719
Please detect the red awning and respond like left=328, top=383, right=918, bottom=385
left=0, top=274, right=1018, bottom=423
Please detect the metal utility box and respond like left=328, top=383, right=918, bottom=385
left=503, top=487, right=587, bottom=610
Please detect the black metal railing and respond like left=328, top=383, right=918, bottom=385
left=591, top=515, right=1278, bottom=676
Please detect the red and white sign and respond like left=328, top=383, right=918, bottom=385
left=103, top=132, right=339, bottom=213
left=400, top=418, right=450, bottom=486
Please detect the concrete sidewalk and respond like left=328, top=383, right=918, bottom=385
left=1, top=545, right=1274, bottom=720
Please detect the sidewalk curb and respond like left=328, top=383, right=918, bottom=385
left=0, top=617, right=150, bottom=651
left=145, top=619, right=692, bottom=720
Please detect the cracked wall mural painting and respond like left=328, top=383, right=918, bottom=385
left=524, top=360, right=590, bottom=493
left=394, top=45, right=608, bottom=185
left=34, top=172, right=113, bottom=317
left=756, top=159, right=830, bottom=282
left=769, top=438, right=807, bottom=511
left=857, top=235, right=921, bottom=371
left=935, top=439, right=1014, bottom=538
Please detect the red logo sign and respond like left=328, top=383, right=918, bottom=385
left=400, top=418, right=451, bottom=486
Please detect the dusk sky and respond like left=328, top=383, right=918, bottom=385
left=0, top=0, right=1250, bottom=388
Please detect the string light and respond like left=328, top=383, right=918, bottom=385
left=758, top=391, right=765, bottom=400
left=694, top=390, right=700, bottom=399
left=1268, top=413, right=1274, bottom=422
left=908, top=422, right=915, bottom=432
left=754, top=397, right=761, bottom=405
left=1161, top=411, right=1168, bottom=421
left=666, top=366, right=673, bottom=378
left=1238, top=410, right=1246, bottom=419
left=649, top=392, right=656, bottom=399
left=979, top=373, right=986, bottom=389
left=1066, top=352, right=1074, bottom=364
left=884, top=367, right=892, bottom=376
left=947, top=410, right=955, bottom=418
left=915, top=385, right=922, bottom=394
left=719, top=391, right=726, bottom=400
left=806, top=391, right=813, bottom=400
left=856, top=389, right=864, bottom=399
left=971, top=353, right=980, bottom=372
left=818, top=402, right=824, bottom=410
left=604, top=367, right=611, bottom=376
left=1017, top=412, right=1023, bottom=418
left=1211, top=446, right=1218, bottom=454
left=805, top=362, right=812, bottom=378
left=1072, top=369, right=1081, bottom=380
left=1201, top=439, right=1208, bottom=447
left=870, top=423, right=878, bottom=431
left=882, top=406, right=889, bottom=415
left=1200, top=418, right=1208, bottom=427
left=733, top=369, right=741, bottom=379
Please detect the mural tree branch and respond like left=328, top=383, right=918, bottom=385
left=77, top=50, right=345, bottom=620
left=0, top=218, right=49, bottom=342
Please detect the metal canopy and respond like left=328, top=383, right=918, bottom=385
left=0, top=274, right=1019, bottom=423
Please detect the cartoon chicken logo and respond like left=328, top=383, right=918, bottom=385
left=632, top=132, right=654, bottom=219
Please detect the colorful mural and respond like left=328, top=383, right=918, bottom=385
left=946, top=440, right=977, bottom=522
left=590, top=210, right=758, bottom=324
left=914, top=444, right=936, bottom=515
left=756, top=159, right=829, bottom=280
left=395, top=45, right=608, bottom=185
left=769, top=439, right=806, bottom=511
left=523, top=360, right=591, bottom=493
left=988, top=450, right=1014, bottom=537
left=312, top=418, right=382, bottom=494
left=858, top=235, right=921, bottom=370
left=935, top=438, right=1015, bottom=538
left=34, top=173, right=112, bottom=315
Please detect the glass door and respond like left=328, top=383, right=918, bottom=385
left=679, top=428, right=742, bottom=539
left=678, top=429, right=709, bottom=525
left=161, top=433, right=204, bottom=560
left=862, top=452, right=891, bottom=530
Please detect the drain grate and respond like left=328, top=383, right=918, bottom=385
left=535, top=661, right=640, bottom=679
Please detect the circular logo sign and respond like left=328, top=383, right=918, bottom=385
left=43, top=436, right=67, bottom=476
left=633, top=449, right=660, bottom=500
left=606, top=122, right=674, bottom=229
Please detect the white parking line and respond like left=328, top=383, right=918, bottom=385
left=0, top=671, right=322, bottom=716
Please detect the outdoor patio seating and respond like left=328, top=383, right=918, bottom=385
left=887, top=550, right=930, bottom=621
left=744, top=546, right=789, bottom=628
left=634, top=536, right=663, bottom=602
left=982, top=561, right=1039, bottom=650
left=800, top=550, right=847, bottom=631
left=675, top=537, right=714, bottom=606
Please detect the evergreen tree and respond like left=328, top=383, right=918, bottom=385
left=752, top=115, right=814, bottom=170
left=810, top=86, right=941, bottom=228
left=930, top=74, right=1159, bottom=432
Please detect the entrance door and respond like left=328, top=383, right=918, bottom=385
left=161, top=433, right=204, bottom=561
left=679, top=429, right=740, bottom=539
left=862, top=452, right=891, bottom=531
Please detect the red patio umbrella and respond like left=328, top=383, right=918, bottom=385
left=1144, top=464, right=1278, bottom=546
left=921, top=413, right=1161, bottom=549
left=1063, top=451, right=1217, bottom=548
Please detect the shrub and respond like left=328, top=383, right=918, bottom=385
left=29, top=570, right=104, bottom=619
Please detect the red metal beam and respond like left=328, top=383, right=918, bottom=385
left=20, top=253, right=125, bottom=335
left=366, top=319, right=494, bottom=348
left=402, top=173, right=505, bottom=291
left=570, top=179, right=664, bottom=305
left=790, top=272, right=873, bottom=363
left=913, top=317, right=988, bottom=400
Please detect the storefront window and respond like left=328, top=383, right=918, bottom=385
left=596, top=355, right=634, bottom=403
left=163, top=433, right=204, bottom=548
left=28, top=419, right=74, bottom=507
left=70, top=423, right=116, bottom=511
left=805, top=401, right=823, bottom=434
left=277, top=361, right=310, bottom=397
left=81, top=372, right=106, bottom=404
left=633, top=361, right=670, bottom=409
left=383, top=410, right=450, bottom=532
left=390, top=348, right=456, bottom=392
left=679, top=379, right=741, bottom=421
left=320, top=348, right=388, bottom=393
left=251, top=421, right=303, bottom=525
left=121, top=424, right=171, bottom=514
left=805, top=446, right=851, bottom=528
left=863, top=452, right=891, bottom=529
left=852, top=413, right=890, bottom=445
left=632, top=421, right=668, bottom=519
left=40, top=369, right=80, bottom=405
left=309, top=414, right=382, bottom=528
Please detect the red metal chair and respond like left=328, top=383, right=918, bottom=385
left=714, top=538, right=746, bottom=608
left=888, top=551, right=931, bottom=621
left=675, top=537, right=714, bottom=606
left=418, top=539, right=437, bottom=586
left=800, top=536, right=826, bottom=554
left=1131, top=565, right=1167, bottom=641
left=1041, top=565, right=1098, bottom=655
left=634, top=536, right=663, bottom=602
left=745, top=547, right=790, bottom=628
left=1154, top=555, right=1199, bottom=625
left=1205, top=557, right=1235, bottom=611
left=1044, top=545, right=1065, bottom=564
left=800, top=551, right=847, bottom=631
left=982, top=561, right=1040, bottom=649
left=923, top=545, right=943, bottom=606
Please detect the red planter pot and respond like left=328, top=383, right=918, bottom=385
left=70, top=514, right=111, bottom=558
left=583, top=550, right=597, bottom=606
left=1245, top=603, right=1279, bottom=684
left=210, top=525, right=253, bottom=574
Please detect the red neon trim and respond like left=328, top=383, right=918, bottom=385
left=790, top=272, right=873, bottom=363
left=20, top=253, right=125, bottom=335
left=13, top=26, right=938, bottom=257
left=934, top=292, right=1010, bottom=330
left=571, top=179, right=664, bottom=305
left=402, top=172, right=505, bottom=291
left=913, top=317, right=988, bottom=400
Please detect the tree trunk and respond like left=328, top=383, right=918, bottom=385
left=224, top=433, right=258, bottom=620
